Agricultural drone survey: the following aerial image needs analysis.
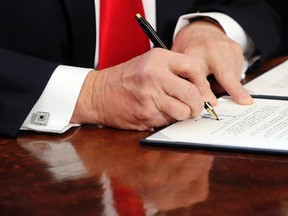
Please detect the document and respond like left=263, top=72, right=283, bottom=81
left=244, top=60, right=288, bottom=99
left=141, top=61, right=288, bottom=154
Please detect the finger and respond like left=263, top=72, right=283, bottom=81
left=136, top=83, right=193, bottom=121
left=119, top=110, right=172, bottom=131
left=132, top=96, right=176, bottom=129
left=204, top=48, right=253, bottom=105
left=136, top=113, right=173, bottom=130
left=214, top=71, right=253, bottom=104
left=149, top=111, right=176, bottom=128
left=154, top=91, right=202, bottom=120
left=158, top=75, right=204, bottom=118
left=167, top=54, right=216, bottom=102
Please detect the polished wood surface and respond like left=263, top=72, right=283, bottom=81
left=1, top=57, right=288, bottom=216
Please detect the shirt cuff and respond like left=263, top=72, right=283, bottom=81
left=20, top=65, right=92, bottom=133
left=173, top=12, right=257, bottom=79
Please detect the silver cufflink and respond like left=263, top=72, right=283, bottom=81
left=33, top=111, right=50, bottom=126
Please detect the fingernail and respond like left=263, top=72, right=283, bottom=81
left=239, top=94, right=253, bottom=104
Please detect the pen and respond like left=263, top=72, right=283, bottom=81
left=135, top=13, right=219, bottom=120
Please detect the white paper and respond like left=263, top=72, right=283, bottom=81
left=145, top=97, right=288, bottom=151
left=244, top=60, right=288, bottom=97
left=144, top=62, right=288, bottom=153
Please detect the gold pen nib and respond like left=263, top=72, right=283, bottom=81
left=204, top=102, right=219, bottom=120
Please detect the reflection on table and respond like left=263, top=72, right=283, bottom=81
left=17, top=129, right=213, bottom=215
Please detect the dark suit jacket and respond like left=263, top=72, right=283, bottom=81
left=0, top=0, right=282, bottom=137
left=266, top=0, right=288, bottom=55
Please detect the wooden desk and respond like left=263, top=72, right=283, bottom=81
left=1, top=57, right=288, bottom=216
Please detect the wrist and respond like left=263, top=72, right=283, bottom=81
left=71, top=70, right=98, bottom=124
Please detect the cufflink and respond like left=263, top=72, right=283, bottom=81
left=32, top=111, right=50, bottom=126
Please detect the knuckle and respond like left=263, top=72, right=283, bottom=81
left=197, top=79, right=210, bottom=91
left=190, top=104, right=203, bottom=118
left=185, top=84, right=198, bottom=101
left=183, top=59, right=205, bottom=78
left=175, top=106, right=191, bottom=120
left=137, top=107, right=156, bottom=122
left=147, top=47, right=166, bottom=60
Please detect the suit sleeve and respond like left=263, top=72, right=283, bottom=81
left=0, top=0, right=96, bottom=137
left=0, top=48, right=58, bottom=137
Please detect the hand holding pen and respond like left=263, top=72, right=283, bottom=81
left=75, top=14, right=220, bottom=131
left=135, top=13, right=219, bottom=120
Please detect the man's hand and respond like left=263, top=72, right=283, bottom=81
left=172, top=19, right=253, bottom=105
left=71, top=48, right=216, bottom=130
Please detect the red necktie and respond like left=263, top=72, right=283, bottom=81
left=98, top=0, right=150, bottom=69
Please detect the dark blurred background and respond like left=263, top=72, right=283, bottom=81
left=266, top=0, right=288, bottom=56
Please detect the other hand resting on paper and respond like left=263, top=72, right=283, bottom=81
left=172, top=18, right=254, bottom=105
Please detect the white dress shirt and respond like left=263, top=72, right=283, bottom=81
left=21, top=0, right=254, bottom=133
